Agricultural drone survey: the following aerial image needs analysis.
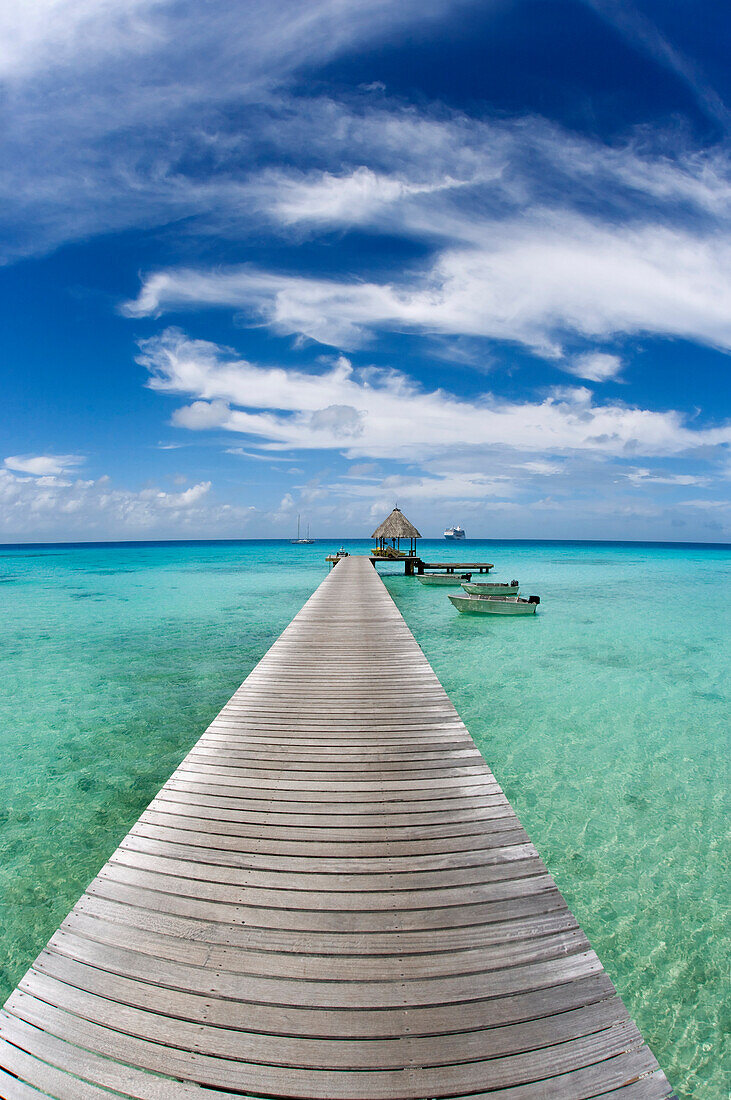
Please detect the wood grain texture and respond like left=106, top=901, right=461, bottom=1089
left=0, top=555, right=675, bottom=1098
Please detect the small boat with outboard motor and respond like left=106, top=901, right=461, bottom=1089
left=461, top=579, right=520, bottom=596
left=417, top=572, right=474, bottom=586
left=449, top=593, right=541, bottom=615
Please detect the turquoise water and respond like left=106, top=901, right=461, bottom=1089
left=0, top=539, right=728, bottom=1097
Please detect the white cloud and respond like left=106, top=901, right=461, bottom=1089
left=0, top=0, right=162, bottom=82
left=336, top=470, right=515, bottom=503
left=0, top=0, right=462, bottom=85
left=171, top=399, right=230, bottom=429
left=136, top=328, right=731, bottom=461
left=154, top=480, right=211, bottom=507
left=309, top=405, right=364, bottom=438
left=0, top=467, right=229, bottom=540
left=1, top=3, right=728, bottom=281
left=252, top=108, right=731, bottom=228
left=563, top=353, right=623, bottom=383
left=676, top=498, right=731, bottom=510
left=518, top=460, right=564, bottom=475
left=624, top=467, right=710, bottom=487
left=0, top=2, right=475, bottom=260
left=125, top=216, right=731, bottom=357
left=225, top=447, right=292, bottom=462
left=270, top=166, right=467, bottom=227
left=4, top=454, right=85, bottom=476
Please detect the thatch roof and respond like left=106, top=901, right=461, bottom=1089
left=371, top=507, right=421, bottom=540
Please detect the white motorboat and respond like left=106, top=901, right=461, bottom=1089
left=444, top=525, right=466, bottom=540
left=449, top=593, right=540, bottom=615
left=417, top=572, right=473, bottom=586
left=461, top=580, right=520, bottom=596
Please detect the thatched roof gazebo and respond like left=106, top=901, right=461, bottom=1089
left=371, top=507, right=421, bottom=557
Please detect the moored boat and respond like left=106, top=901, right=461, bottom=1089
left=417, top=572, right=473, bottom=586
left=290, top=515, right=314, bottom=544
left=449, top=593, right=540, bottom=615
left=461, top=580, right=520, bottom=596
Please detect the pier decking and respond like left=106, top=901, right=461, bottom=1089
left=326, top=554, right=495, bottom=575
left=0, top=556, right=674, bottom=1098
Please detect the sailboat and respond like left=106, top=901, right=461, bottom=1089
left=290, top=515, right=314, bottom=544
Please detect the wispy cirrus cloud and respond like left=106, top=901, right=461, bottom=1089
left=0, top=1, right=476, bottom=261
left=125, top=215, right=731, bottom=357
left=268, top=166, right=471, bottom=228
left=1, top=0, right=729, bottom=272
left=580, top=0, right=730, bottom=132
left=0, top=0, right=163, bottom=82
left=0, top=0, right=466, bottom=86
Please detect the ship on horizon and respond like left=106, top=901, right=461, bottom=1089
left=444, top=524, right=466, bottom=540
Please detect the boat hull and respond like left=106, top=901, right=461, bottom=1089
left=444, top=533, right=466, bottom=540
left=449, top=594, right=538, bottom=615
left=417, top=573, right=472, bottom=586
left=461, top=582, right=520, bottom=596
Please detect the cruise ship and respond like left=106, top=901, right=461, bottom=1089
left=444, top=525, right=466, bottom=540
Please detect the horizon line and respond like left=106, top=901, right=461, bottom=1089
left=2, top=536, right=729, bottom=550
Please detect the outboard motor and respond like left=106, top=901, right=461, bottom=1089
left=461, top=572, right=472, bottom=580
left=528, top=595, right=540, bottom=604
left=511, top=579, right=519, bottom=586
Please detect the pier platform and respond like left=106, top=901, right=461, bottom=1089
left=0, top=556, right=674, bottom=1098
left=326, top=554, right=495, bottom=575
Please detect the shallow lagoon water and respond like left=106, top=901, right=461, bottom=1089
left=0, top=538, right=728, bottom=1098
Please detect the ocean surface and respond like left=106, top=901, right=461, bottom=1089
left=0, top=538, right=728, bottom=1097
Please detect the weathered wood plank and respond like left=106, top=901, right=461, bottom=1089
left=1, top=554, right=673, bottom=1098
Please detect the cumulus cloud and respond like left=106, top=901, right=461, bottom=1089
left=172, top=400, right=231, bottom=430
left=4, top=454, right=85, bottom=476
left=135, top=328, right=731, bottom=461
left=0, top=466, right=232, bottom=540
left=155, top=480, right=211, bottom=507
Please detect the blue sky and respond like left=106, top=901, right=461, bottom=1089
left=1, top=0, right=729, bottom=542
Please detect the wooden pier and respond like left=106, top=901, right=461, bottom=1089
left=326, top=554, right=495, bottom=575
left=0, top=555, right=674, bottom=1098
